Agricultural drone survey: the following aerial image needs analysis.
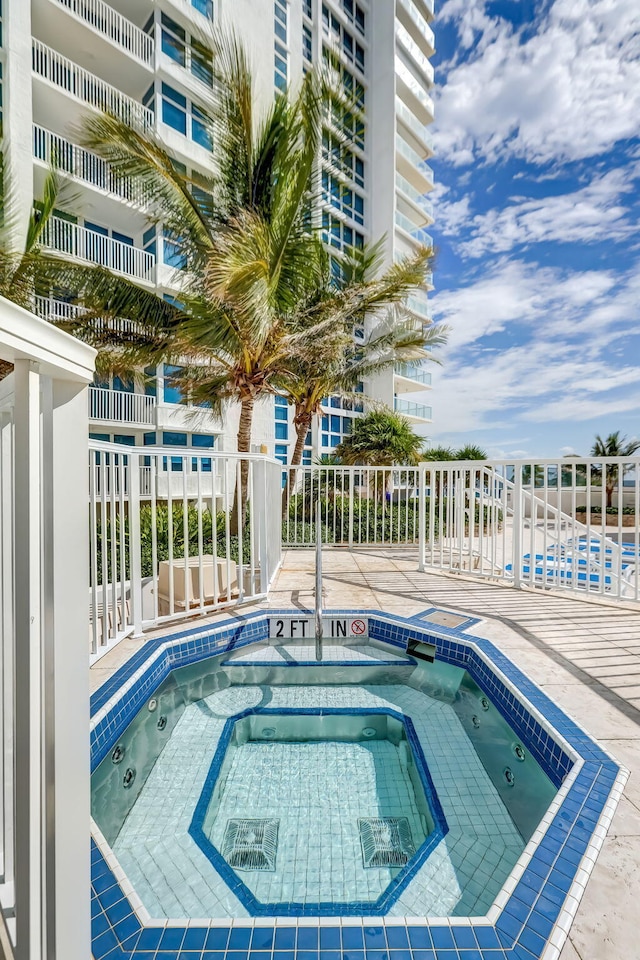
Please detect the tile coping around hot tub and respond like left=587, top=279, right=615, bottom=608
left=89, top=608, right=629, bottom=960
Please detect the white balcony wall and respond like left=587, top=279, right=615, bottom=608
left=89, top=387, right=157, bottom=426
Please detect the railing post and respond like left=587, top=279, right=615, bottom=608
left=512, top=463, right=523, bottom=588
left=129, top=450, right=144, bottom=635
left=418, top=463, right=426, bottom=571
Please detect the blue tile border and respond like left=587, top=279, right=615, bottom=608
left=188, top=706, right=448, bottom=916
left=89, top=607, right=627, bottom=960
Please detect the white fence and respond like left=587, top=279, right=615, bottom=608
left=282, top=464, right=424, bottom=547
left=89, top=442, right=283, bottom=660
left=0, top=298, right=95, bottom=960
left=419, top=458, right=640, bottom=603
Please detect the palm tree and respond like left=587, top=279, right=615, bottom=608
left=335, top=409, right=424, bottom=465
left=275, top=244, right=447, bottom=496
left=421, top=445, right=456, bottom=462
left=591, top=432, right=640, bottom=507
left=455, top=444, right=487, bottom=461
left=49, top=35, right=337, bottom=527
left=0, top=157, right=70, bottom=376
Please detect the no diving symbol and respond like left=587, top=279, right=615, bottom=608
left=351, top=619, right=366, bottom=636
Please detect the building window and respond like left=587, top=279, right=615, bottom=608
left=322, top=171, right=364, bottom=225
left=303, top=24, right=313, bottom=66
left=192, top=433, right=214, bottom=471
left=161, top=14, right=186, bottom=65
left=275, top=422, right=288, bottom=441
left=322, top=212, right=364, bottom=252
left=303, top=0, right=312, bottom=18
left=191, top=0, right=213, bottom=19
left=162, top=83, right=187, bottom=135
left=163, top=365, right=184, bottom=404
left=322, top=132, right=364, bottom=188
left=274, top=443, right=288, bottom=466
left=191, top=104, right=212, bottom=149
left=274, top=0, right=288, bottom=91
left=162, top=229, right=187, bottom=269
left=342, top=0, right=365, bottom=36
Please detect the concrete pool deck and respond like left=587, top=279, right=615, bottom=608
left=90, top=548, right=640, bottom=960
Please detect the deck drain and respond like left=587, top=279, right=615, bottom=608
left=359, top=817, right=415, bottom=868
left=222, top=819, right=279, bottom=871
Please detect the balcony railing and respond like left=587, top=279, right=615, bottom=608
left=395, top=98, right=434, bottom=154
left=32, top=39, right=154, bottom=128
left=396, top=24, right=435, bottom=83
left=397, top=0, right=436, bottom=47
left=395, top=58, right=435, bottom=116
left=394, top=363, right=432, bottom=386
left=396, top=173, right=434, bottom=218
left=41, top=216, right=156, bottom=282
left=395, top=397, right=432, bottom=420
left=33, top=125, right=146, bottom=206
left=89, top=386, right=157, bottom=425
left=407, top=294, right=432, bottom=320
left=395, top=210, right=433, bottom=247
left=396, top=134, right=434, bottom=182
left=51, top=0, right=154, bottom=65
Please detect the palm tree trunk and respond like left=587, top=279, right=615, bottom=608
left=282, top=411, right=313, bottom=512
left=231, top=395, right=254, bottom=536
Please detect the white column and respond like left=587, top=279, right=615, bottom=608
left=13, top=360, right=43, bottom=960
left=49, top=379, right=91, bottom=960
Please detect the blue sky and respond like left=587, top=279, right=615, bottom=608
left=427, top=0, right=640, bottom=458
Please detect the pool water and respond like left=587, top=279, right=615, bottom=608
left=91, top=637, right=558, bottom=919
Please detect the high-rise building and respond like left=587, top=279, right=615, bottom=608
left=3, top=0, right=435, bottom=461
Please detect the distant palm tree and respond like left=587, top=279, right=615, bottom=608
left=591, top=432, right=640, bottom=507
left=335, top=410, right=424, bottom=465
left=455, top=443, right=487, bottom=461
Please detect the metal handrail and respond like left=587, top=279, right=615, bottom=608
left=315, top=500, right=323, bottom=661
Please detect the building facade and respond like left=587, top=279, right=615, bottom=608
left=2, top=0, right=435, bottom=461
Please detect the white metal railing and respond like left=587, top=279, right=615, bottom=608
left=32, top=39, right=154, bottom=128
left=394, top=362, right=432, bottom=386
left=418, top=458, right=640, bottom=603
left=395, top=98, right=435, bottom=155
left=51, top=0, right=154, bottom=65
left=33, top=125, right=146, bottom=206
left=396, top=172, right=434, bottom=218
left=88, top=442, right=282, bottom=658
left=33, top=294, right=84, bottom=323
left=395, top=397, right=432, bottom=419
left=40, top=216, right=156, bottom=282
left=89, top=387, right=156, bottom=425
left=283, top=464, right=424, bottom=547
left=395, top=58, right=435, bottom=116
left=0, top=297, right=95, bottom=960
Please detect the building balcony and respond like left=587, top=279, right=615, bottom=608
left=394, top=363, right=432, bottom=393
left=395, top=99, right=435, bottom=158
left=32, top=39, right=154, bottom=129
left=33, top=125, right=147, bottom=208
left=89, top=386, right=157, bottom=426
left=41, top=216, right=156, bottom=283
left=396, top=135, right=434, bottom=193
left=396, top=173, right=434, bottom=223
left=44, top=0, right=154, bottom=67
left=407, top=294, right=433, bottom=321
left=396, top=24, right=435, bottom=85
left=395, top=397, right=432, bottom=422
left=395, top=211, right=433, bottom=248
left=397, top=0, right=435, bottom=43
left=396, top=58, right=435, bottom=120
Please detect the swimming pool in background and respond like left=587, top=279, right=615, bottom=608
left=89, top=610, right=627, bottom=960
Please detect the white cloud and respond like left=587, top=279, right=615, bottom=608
left=436, top=167, right=638, bottom=257
left=428, top=260, right=640, bottom=437
left=435, top=0, right=640, bottom=166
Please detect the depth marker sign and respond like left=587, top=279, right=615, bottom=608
left=269, top=616, right=369, bottom=639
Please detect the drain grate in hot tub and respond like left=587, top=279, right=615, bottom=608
left=359, top=817, right=415, bottom=868
left=222, top=818, right=279, bottom=871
